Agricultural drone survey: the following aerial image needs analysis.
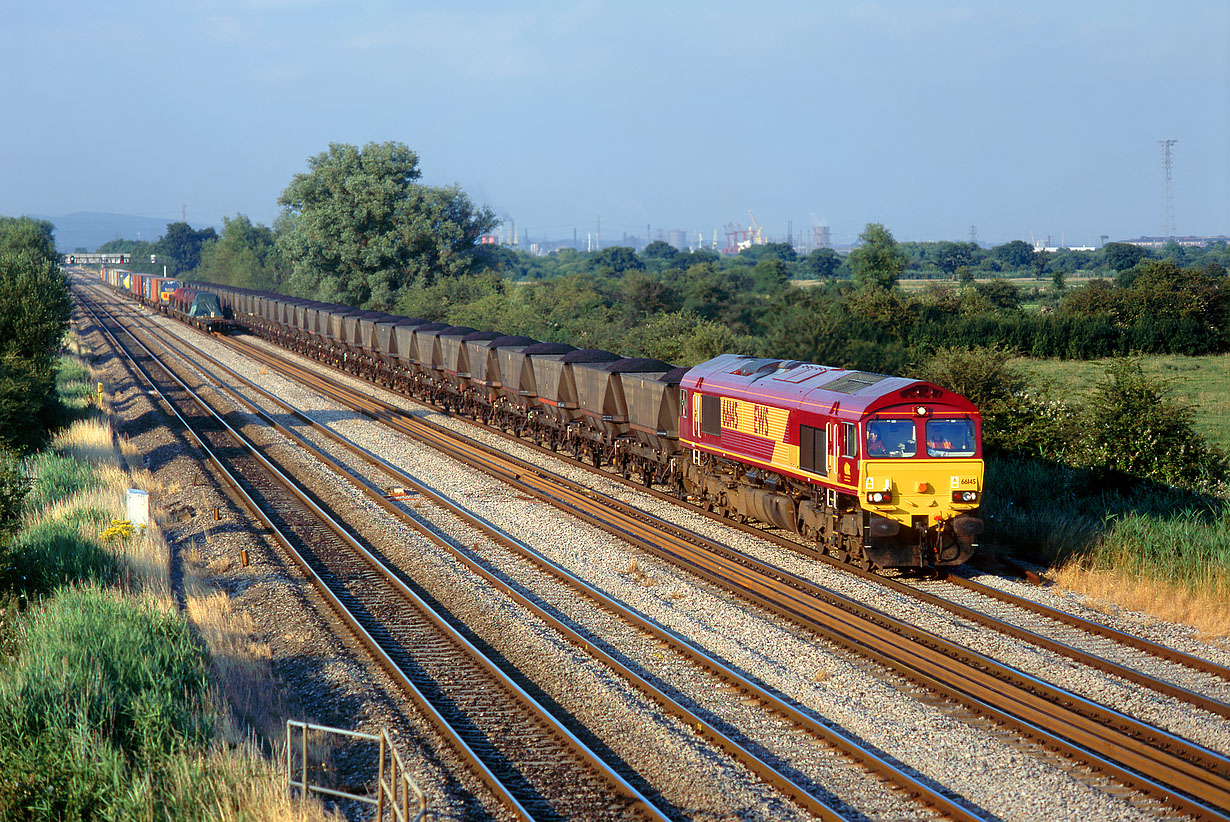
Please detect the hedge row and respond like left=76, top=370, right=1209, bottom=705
left=907, top=313, right=1220, bottom=359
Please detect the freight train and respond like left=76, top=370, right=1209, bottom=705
left=101, top=267, right=181, bottom=308
left=99, top=268, right=226, bottom=333
left=103, top=275, right=985, bottom=571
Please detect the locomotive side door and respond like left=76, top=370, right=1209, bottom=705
left=836, top=421, right=859, bottom=488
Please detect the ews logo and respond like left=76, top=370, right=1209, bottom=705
left=721, top=399, right=774, bottom=439
left=753, top=405, right=771, bottom=437
left=721, top=399, right=740, bottom=429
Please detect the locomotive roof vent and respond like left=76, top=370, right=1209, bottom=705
left=900, top=384, right=944, bottom=400
left=730, top=358, right=780, bottom=377
left=818, top=371, right=890, bottom=394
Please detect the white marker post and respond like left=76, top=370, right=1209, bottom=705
left=126, top=488, right=149, bottom=531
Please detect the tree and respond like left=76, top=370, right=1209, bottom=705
left=277, top=142, right=497, bottom=309
left=913, top=345, right=1068, bottom=456
left=1031, top=249, right=1050, bottom=279
left=848, top=223, right=905, bottom=291
left=1125, top=260, right=1229, bottom=337
left=621, top=272, right=677, bottom=319
left=803, top=248, right=842, bottom=279
left=626, top=311, right=745, bottom=366
left=973, top=278, right=1022, bottom=311
left=590, top=246, right=643, bottom=275
left=1103, top=242, right=1148, bottom=273
left=933, top=241, right=977, bottom=279
left=154, top=222, right=218, bottom=273
left=642, top=240, right=678, bottom=263
left=751, top=256, right=790, bottom=292
left=0, top=217, right=71, bottom=452
left=0, top=219, right=68, bottom=364
left=992, top=240, right=1035, bottom=269
left=1079, top=359, right=1227, bottom=491
left=740, top=242, right=797, bottom=264
left=196, top=214, right=282, bottom=290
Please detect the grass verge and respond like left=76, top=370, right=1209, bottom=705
left=0, top=347, right=340, bottom=821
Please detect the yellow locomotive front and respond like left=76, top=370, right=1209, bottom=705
left=859, top=408, right=984, bottom=567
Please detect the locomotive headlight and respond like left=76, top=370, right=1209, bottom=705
left=866, top=490, right=893, bottom=505
left=952, top=490, right=979, bottom=503
left=914, top=405, right=929, bottom=417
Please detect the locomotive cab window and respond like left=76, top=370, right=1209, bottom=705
left=926, top=418, right=977, bottom=457
left=865, top=419, right=916, bottom=458
left=842, top=422, right=858, bottom=458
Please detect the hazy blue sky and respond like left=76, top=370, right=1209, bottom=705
left=3, top=1, right=1227, bottom=247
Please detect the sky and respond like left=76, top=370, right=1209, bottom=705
left=2, top=0, right=1228, bottom=248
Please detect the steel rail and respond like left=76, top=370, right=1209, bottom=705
left=114, top=296, right=993, bottom=822
left=945, top=573, right=1230, bottom=680
left=210, top=324, right=1230, bottom=822
left=232, top=307, right=1230, bottom=693
left=78, top=286, right=671, bottom=822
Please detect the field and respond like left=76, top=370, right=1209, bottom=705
left=986, top=353, right=1230, bottom=635
left=1015, top=353, right=1230, bottom=452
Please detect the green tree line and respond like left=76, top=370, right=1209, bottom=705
left=85, top=141, right=1229, bottom=375
left=0, top=217, right=72, bottom=453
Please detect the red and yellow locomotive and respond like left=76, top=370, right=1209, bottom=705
left=679, top=354, right=983, bottom=570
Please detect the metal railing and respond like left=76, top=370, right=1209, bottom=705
left=286, top=720, right=426, bottom=821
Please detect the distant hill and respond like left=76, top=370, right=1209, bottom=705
left=32, top=212, right=219, bottom=252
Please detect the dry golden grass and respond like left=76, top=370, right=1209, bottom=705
left=184, top=585, right=288, bottom=744
left=50, top=417, right=124, bottom=471
left=187, top=744, right=346, bottom=822
left=26, top=466, right=174, bottom=603
left=1051, top=565, right=1230, bottom=638
left=51, top=335, right=340, bottom=817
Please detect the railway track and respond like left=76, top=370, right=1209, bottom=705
left=82, top=279, right=1230, bottom=820
left=196, top=283, right=1230, bottom=705
left=79, top=289, right=675, bottom=822
left=84, top=282, right=980, bottom=821
left=188, top=303, right=1230, bottom=822
left=679, top=503, right=1230, bottom=715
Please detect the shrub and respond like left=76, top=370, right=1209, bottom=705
left=0, top=450, right=29, bottom=537
left=912, top=345, right=1077, bottom=457
left=1076, top=359, right=1229, bottom=492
